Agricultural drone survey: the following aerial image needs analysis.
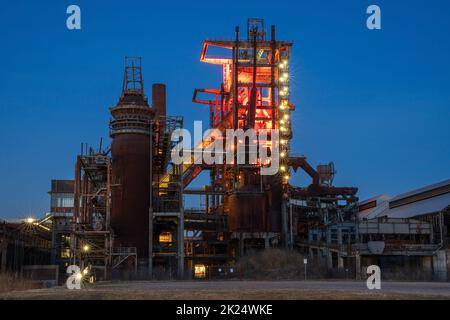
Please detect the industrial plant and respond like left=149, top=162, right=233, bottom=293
left=1, top=18, right=449, bottom=285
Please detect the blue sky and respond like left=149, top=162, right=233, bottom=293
left=0, top=1, right=449, bottom=219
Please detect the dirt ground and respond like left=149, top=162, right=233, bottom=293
left=1, top=280, right=450, bottom=300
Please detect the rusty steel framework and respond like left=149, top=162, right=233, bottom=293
left=0, top=219, right=52, bottom=273
left=190, top=19, right=293, bottom=190
left=149, top=115, right=184, bottom=278
left=64, top=20, right=358, bottom=279
left=182, top=18, right=359, bottom=271
left=72, top=145, right=137, bottom=280
left=187, top=19, right=294, bottom=255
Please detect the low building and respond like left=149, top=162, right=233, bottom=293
left=356, top=179, right=450, bottom=280
left=48, top=180, right=74, bottom=267
left=306, top=179, right=450, bottom=280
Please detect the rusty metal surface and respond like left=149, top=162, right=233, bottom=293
left=50, top=180, right=74, bottom=193
left=225, top=192, right=266, bottom=232
left=266, top=176, right=283, bottom=233
left=111, top=133, right=150, bottom=258
left=50, top=179, right=74, bottom=214
left=152, top=84, right=166, bottom=118
left=110, top=58, right=152, bottom=258
left=224, top=180, right=282, bottom=233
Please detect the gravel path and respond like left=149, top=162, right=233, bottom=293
left=2, top=280, right=450, bottom=300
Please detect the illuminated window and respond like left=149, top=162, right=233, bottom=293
left=61, top=248, right=71, bottom=258
left=159, top=232, right=173, bottom=243
left=194, top=264, right=206, bottom=279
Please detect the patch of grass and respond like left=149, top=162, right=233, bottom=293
left=236, top=249, right=327, bottom=280
left=0, top=272, right=40, bottom=294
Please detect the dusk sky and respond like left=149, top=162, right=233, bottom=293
left=0, top=0, right=449, bottom=219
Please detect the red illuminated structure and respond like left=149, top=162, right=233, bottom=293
left=183, top=19, right=358, bottom=259
left=179, top=19, right=295, bottom=258
left=189, top=19, right=293, bottom=189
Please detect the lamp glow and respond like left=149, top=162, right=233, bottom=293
left=25, top=217, right=35, bottom=224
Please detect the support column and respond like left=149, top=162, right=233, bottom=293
left=289, top=204, right=293, bottom=249
left=433, top=250, right=447, bottom=281
left=177, top=159, right=184, bottom=280
left=326, top=227, right=332, bottom=269
left=148, top=208, right=153, bottom=278
left=50, top=226, right=56, bottom=265
left=148, top=119, right=153, bottom=278
left=337, top=227, right=344, bottom=270
left=177, top=211, right=184, bottom=279
left=326, top=227, right=331, bottom=245
left=308, top=230, right=313, bottom=242
left=281, top=200, right=289, bottom=248
left=239, top=235, right=245, bottom=257
left=264, top=236, right=270, bottom=249
left=422, top=256, right=433, bottom=279
left=327, top=250, right=333, bottom=269
left=355, top=254, right=361, bottom=280
left=338, top=254, right=344, bottom=269
left=0, top=242, right=7, bottom=271
left=337, top=226, right=343, bottom=245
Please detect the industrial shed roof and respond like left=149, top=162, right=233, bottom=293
left=383, top=192, right=450, bottom=219
left=359, top=179, right=450, bottom=220
left=359, top=194, right=392, bottom=207
left=359, top=195, right=391, bottom=220
left=389, top=179, right=450, bottom=203
left=359, top=199, right=390, bottom=220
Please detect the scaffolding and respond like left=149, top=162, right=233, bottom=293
left=149, top=116, right=184, bottom=278
left=183, top=192, right=230, bottom=277
left=190, top=18, right=294, bottom=191
left=72, top=145, right=137, bottom=280
left=0, top=219, right=52, bottom=273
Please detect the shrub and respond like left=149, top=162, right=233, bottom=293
left=0, top=272, right=40, bottom=293
left=236, top=249, right=327, bottom=280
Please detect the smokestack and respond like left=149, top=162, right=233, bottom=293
left=110, top=57, right=152, bottom=259
left=152, top=83, right=166, bottom=118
